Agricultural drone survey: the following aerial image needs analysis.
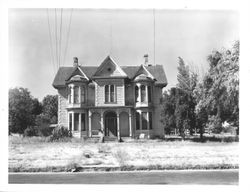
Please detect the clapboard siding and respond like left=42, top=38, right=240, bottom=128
left=58, top=88, right=68, bottom=128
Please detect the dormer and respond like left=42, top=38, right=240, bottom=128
left=133, top=64, right=156, bottom=107
left=66, top=57, right=89, bottom=107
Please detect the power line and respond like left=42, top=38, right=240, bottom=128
left=63, top=8, right=73, bottom=66
left=55, top=8, right=59, bottom=69
left=46, top=9, right=56, bottom=75
left=153, top=8, right=156, bottom=65
left=58, top=8, right=63, bottom=68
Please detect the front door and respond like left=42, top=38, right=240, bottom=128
left=105, top=111, right=117, bottom=137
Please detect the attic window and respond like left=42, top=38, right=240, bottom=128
left=107, top=67, right=112, bottom=72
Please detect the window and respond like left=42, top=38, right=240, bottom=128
left=135, top=86, right=139, bottom=102
left=148, top=86, right=152, bottom=103
left=105, top=85, right=109, bottom=102
left=141, top=85, right=146, bottom=102
left=136, top=112, right=140, bottom=130
left=81, top=86, right=85, bottom=103
left=74, top=86, right=80, bottom=103
left=68, top=88, right=72, bottom=103
left=69, top=113, right=72, bottom=131
left=81, top=114, right=85, bottom=131
left=149, top=112, right=153, bottom=130
left=105, top=84, right=116, bottom=103
left=142, top=112, right=147, bottom=130
left=74, top=113, right=79, bottom=131
left=110, top=85, right=115, bottom=102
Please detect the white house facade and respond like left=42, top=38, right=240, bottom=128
left=52, top=56, right=167, bottom=140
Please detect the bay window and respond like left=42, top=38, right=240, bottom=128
left=141, top=85, right=146, bottom=102
left=73, top=86, right=79, bottom=103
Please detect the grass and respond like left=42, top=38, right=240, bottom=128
left=9, top=135, right=238, bottom=172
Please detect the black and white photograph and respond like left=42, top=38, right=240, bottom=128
left=2, top=0, right=250, bottom=191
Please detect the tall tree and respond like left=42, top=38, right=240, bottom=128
left=9, top=87, right=42, bottom=134
left=176, top=57, right=197, bottom=136
left=195, top=41, right=239, bottom=134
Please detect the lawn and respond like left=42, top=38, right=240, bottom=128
left=9, top=135, right=238, bottom=172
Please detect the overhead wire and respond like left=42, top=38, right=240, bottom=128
left=46, top=8, right=56, bottom=76
left=63, top=8, right=73, bottom=66
left=153, top=8, right=156, bottom=65
left=58, top=8, right=63, bottom=68
left=54, top=8, right=59, bottom=69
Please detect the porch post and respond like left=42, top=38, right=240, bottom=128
left=101, top=110, right=104, bottom=132
left=79, top=113, right=82, bottom=138
left=147, top=112, right=150, bottom=138
left=68, top=112, right=71, bottom=132
left=117, top=112, right=120, bottom=141
left=72, top=112, right=75, bottom=132
left=88, top=111, right=92, bottom=137
left=139, top=110, right=142, bottom=130
left=129, top=110, right=132, bottom=137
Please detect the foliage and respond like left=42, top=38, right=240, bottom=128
left=161, top=57, right=197, bottom=139
left=161, top=87, right=196, bottom=139
left=49, top=125, right=72, bottom=142
left=9, top=87, right=42, bottom=134
left=35, top=114, right=54, bottom=137
left=194, top=41, right=239, bottom=134
left=41, top=95, right=58, bottom=124
left=23, top=126, right=38, bottom=137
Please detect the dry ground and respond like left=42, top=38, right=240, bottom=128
left=9, top=136, right=238, bottom=172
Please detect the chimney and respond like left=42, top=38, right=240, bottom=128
left=144, top=54, right=149, bottom=65
left=73, top=57, right=78, bottom=67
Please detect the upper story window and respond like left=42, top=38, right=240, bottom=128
left=81, top=86, right=85, bottom=103
left=74, top=86, right=80, bottom=103
left=141, top=85, right=146, bottom=102
left=148, top=86, right=152, bottom=103
left=105, top=84, right=116, bottom=103
left=69, top=85, right=86, bottom=104
left=135, top=86, right=139, bottom=102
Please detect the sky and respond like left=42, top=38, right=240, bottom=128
left=8, top=9, right=239, bottom=101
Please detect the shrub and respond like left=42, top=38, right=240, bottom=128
left=23, top=126, right=38, bottom=137
left=49, top=125, right=71, bottom=142
left=37, top=125, right=54, bottom=137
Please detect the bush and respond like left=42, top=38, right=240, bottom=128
left=37, top=125, right=54, bottom=137
left=23, top=126, right=38, bottom=137
left=49, top=125, right=71, bottom=142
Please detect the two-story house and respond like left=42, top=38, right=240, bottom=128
left=52, top=56, right=167, bottom=139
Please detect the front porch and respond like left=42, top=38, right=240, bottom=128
left=68, top=107, right=133, bottom=140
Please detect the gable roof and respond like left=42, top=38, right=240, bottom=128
left=93, top=56, right=127, bottom=78
left=53, top=64, right=167, bottom=88
left=133, top=64, right=155, bottom=80
left=66, top=66, right=89, bottom=81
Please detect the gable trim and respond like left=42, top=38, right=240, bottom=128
left=93, top=56, right=128, bottom=78
left=133, top=64, right=155, bottom=80
left=66, top=66, right=89, bottom=81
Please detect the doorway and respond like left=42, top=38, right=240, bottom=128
left=104, top=111, right=117, bottom=137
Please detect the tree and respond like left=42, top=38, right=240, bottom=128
left=9, top=87, right=42, bottom=134
left=176, top=57, right=197, bottom=136
left=194, top=41, right=239, bottom=134
left=161, top=87, right=196, bottom=139
left=41, top=95, right=58, bottom=124
left=161, top=88, right=177, bottom=135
